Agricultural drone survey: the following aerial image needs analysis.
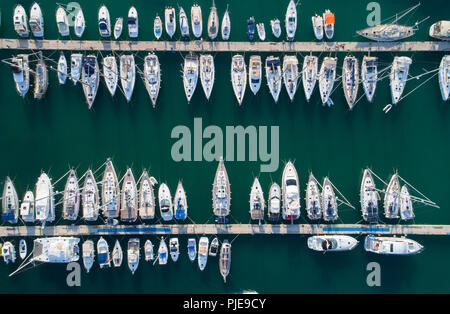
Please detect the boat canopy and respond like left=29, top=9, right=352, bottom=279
left=83, top=57, right=96, bottom=76
left=99, top=20, right=108, bottom=30
left=325, top=13, right=335, bottom=24
left=98, top=252, right=108, bottom=264
left=128, top=17, right=136, bottom=25
left=267, top=59, right=281, bottom=68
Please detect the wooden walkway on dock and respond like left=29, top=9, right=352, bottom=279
left=1, top=223, right=450, bottom=237
left=1, top=39, right=449, bottom=52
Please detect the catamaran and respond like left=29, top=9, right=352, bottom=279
left=231, top=54, right=247, bottom=105
left=10, top=54, right=30, bottom=97
left=361, top=56, right=378, bottom=102
left=429, top=20, right=450, bottom=40
left=305, top=173, right=321, bottom=220
left=342, top=56, right=359, bottom=110
left=2, top=177, right=19, bottom=224
left=219, top=240, right=231, bottom=283
left=98, top=5, right=111, bottom=37
left=390, top=56, right=412, bottom=105
left=82, top=55, right=100, bottom=109
left=283, top=55, right=299, bottom=102
left=120, top=54, right=136, bottom=102
left=159, top=183, right=173, bottom=221
left=318, top=56, right=337, bottom=105
left=128, top=6, right=138, bottom=38
left=169, top=238, right=180, bottom=262
left=97, top=237, right=111, bottom=268
left=103, top=55, right=118, bottom=97
left=188, top=238, right=197, bottom=262
left=208, top=1, right=219, bottom=40
left=213, top=157, right=231, bottom=224
left=82, top=169, right=99, bottom=221
left=31, top=237, right=80, bottom=263
left=308, top=235, right=359, bottom=252
left=249, top=55, right=262, bottom=95
left=400, top=185, right=415, bottom=220
left=191, top=4, right=203, bottom=38
left=271, top=18, right=281, bottom=38
left=102, top=159, right=120, bottom=221
left=35, top=172, right=55, bottom=225
left=29, top=2, right=44, bottom=37
left=165, top=6, right=176, bottom=38
left=209, top=237, right=219, bottom=256
left=384, top=173, right=400, bottom=219
left=198, top=237, right=209, bottom=271
left=322, top=177, right=338, bottom=222
left=200, top=54, right=215, bottom=100
left=221, top=6, right=230, bottom=40
left=144, top=240, right=154, bottom=261
left=302, top=55, right=318, bottom=102
left=360, top=168, right=379, bottom=223
left=364, top=235, right=424, bottom=255
left=57, top=52, right=67, bottom=85
left=257, top=23, right=266, bottom=41
left=2, top=242, right=16, bottom=264
left=112, top=239, right=123, bottom=267
left=154, top=15, right=162, bottom=39
left=285, top=0, right=297, bottom=41
left=70, top=53, right=83, bottom=85
left=33, top=54, right=48, bottom=100
left=127, top=238, right=140, bottom=275
left=74, top=7, right=85, bottom=38
left=179, top=6, right=190, bottom=37
left=323, top=10, right=335, bottom=39
left=158, top=238, right=168, bottom=265
left=173, top=181, right=188, bottom=220
left=82, top=240, right=94, bottom=273
left=247, top=17, right=255, bottom=41
left=312, top=14, right=323, bottom=40
left=19, top=239, right=27, bottom=260
left=114, top=17, right=123, bottom=39
left=120, top=168, right=137, bottom=223
left=62, top=170, right=80, bottom=221
left=14, top=4, right=29, bottom=37
left=439, top=55, right=450, bottom=101
left=138, top=170, right=156, bottom=220
left=249, top=178, right=265, bottom=222
left=282, top=161, right=300, bottom=222
left=20, top=191, right=35, bottom=223
left=265, top=56, right=282, bottom=103
left=268, top=183, right=281, bottom=221
left=183, top=53, right=199, bottom=103
left=56, top=6, right=69, bottom=37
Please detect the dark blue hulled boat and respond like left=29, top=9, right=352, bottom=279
left=247, top=17, right=255, bottom=40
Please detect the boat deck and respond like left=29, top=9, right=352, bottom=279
left=0, top=39, right=449, bottom=52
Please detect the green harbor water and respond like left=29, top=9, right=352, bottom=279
left=0, top=0, right=449, bottom=293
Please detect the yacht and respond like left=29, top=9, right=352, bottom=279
left=138, top=170, right=155, bottom=220
left=97, top=237, right=111, bottom=268
left=165, top=6, right=176, bottom=38
left=82, top=240, right=94, bottom=273
left=265, top=56, right=282, bottom=103
left=429, top=20, right=450, bottom=40
left=10, top=54, right=30, bottom=98
left=158, top=238, right=168, bottom=265
left=188, top=238, right=197, bottom=261
left=98, top=5, right=111, bottom=37
left=120, top=168, right=137, bottom=223
left=112, top=239, right=123, bottom=267
left=13, top=4, right=29, bottom=37
left=19, top=239, right=27, bottom=260
left=257, top=23, right=266, bottom=41
left=29, top=2, right=44, bottom=37
left=20, top=191, right=35, bottom=223
left=282, top=161, right=300, bottom=222
left=198, top=237, right=209, bottom=270
left=154, top=15, right=163, bottom=39
left=127, top=238, right=139, bottom=275
left=102, top=55, right=118, bottom=97
left=179, top=6, right=190, bottom=37
left=56, top=6, right=69, bottom=37
left=74, top=7, right=85, bottom=38
left=322, top=177, right=338, bottom=222
left=360, top=168, right=379, bottom=223
left=249, top=178, right=265, bottom=222
left=120, top=54, right=136, bottom=102
left=70, top=53, right=83, bottom=85
left=323, top=10, right=335, bottom=39
left=2, top=177, right=19, bottom=224
left=308, top=235, right=359, bottom=252
left=183, top=53, right=199, bottom=103
left=35, top=173, right=55, bottom=224
left=191, top=4, right=203, bottom=38
left=305, top=173, right=321, bottom=220
left=2, top=242, right=16, bottom=264
left=283, top=55, right=299, bottom=102
left=302, top=55, right=318, bottom=102
left=249, top=55, right=262, bottom=95
left=128, top=6, right=138, bottom=38
left=144, top=240, right=154, bottom=261
left=33, top=54, right=48, bottom=100
left=221, top=6, right=230, bottom=40
left=32, top=237, right=80, bottom=263
left=200, top=54, right=215, bottom=100
left=400, top=185, right=415, bottom=220
left=57, top=53, right=67, bottom=85
left=312, top=14, right=324, bottom=40
left=173, top=181, right=188, bottom=220
left=213, top=157, right=231, bottom=224
left=361, top=56, right=378, bottom=102
left=102, top=159, right=120, bottom=220
left=285, top=0, right=297, bottom=40
left=114, top=17, right=123, bottom=39
left=159, top=183, right=173, bottom=221
left=364, top=235, right=424, bottom=255
left=209, top=237, right=219, bottom=256
left=271, top=18, right=281, bottom=38
left=390, top=56, right=412, bottom=105
left=268, top=182, right=281, bottom=222
left=231, top=54, right=247, bottom=105
left=169, top=238, right=180, bottom=262
left=247, top=17, right=255, bottom=40
left=82, top=55, right=100, bottom=109
left=384, top=173, right=400, bottom=219
left=219, top=240, right=231, bottom=283
left=439, top=55, right=450, bottom=101
left=318, top=56, right=337, bottom=105
left=207, top=1, right=219, bottom=40
left=82, top=169, right=99, bottom=221
left=62, top=170, right=80, bottom=221
left=342, top=56, right=359, bottom=110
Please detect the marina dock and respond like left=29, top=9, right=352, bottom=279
left=1, top=39, right=449, bottom=52
left=1, top=223, right=450, bottom=237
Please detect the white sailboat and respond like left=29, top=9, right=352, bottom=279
left=342, top=56, right=359, bottom=110
left=35, top=173, right=55, bottom=224
left=249, top=178, right=265, bottom=222
left=361, top=56, right=378, bottom=102
left=191, top=4, right=203, bottom=38
left=144, top=240, right=154, bottom=261
left=249, top=55, right=262, bottom=95
left=285, top=0, right=297, bottom=41
left=114, top=17, right=123, bottom=40
left=128, top=6, right=138, bottom=38
left=318, top=56, right=337, bottom=105
left=198, top=237, right=209, bottom=271
left=439, top=55, right=450, bottom=101
left=13, top=4, right=29, bottom=37
left=10, top=54, right=30, bottom=98
left=312, top=14, right=324, bottom=40
left=82, top=55, right=100, bottom=109
left=302, top=55, right=318, bottom=102
left=19, top=239, right=27, bottom=260
left=33, top=55, right=48, bottom=100
left=305, top=173, right=321, bottom=221
left=70, top=53, right=83, bottom=85
left=138, top=170, right=156, bottom=220
left=158, top=238, right=168, bottom=265
left=97, top=237, right=111, bottom=268
left=231, top=54, right=247, bottom=105
left=200, top=54, right=215, bottom=100
left=120, top=55, right=136, bottom=102
left=212, top=157, right=231, bottom=224
left=268, top=183, right=281, bottom=221
left=74, top=7, right=85, bottom=38
left=219, top=240, right=231, bottom=283
left=221, top=6, right=230, bottom=40
left=29, top=2, right=44, bottom=37
left=360, top=169, right=379, bottom=223
left=62, top=170, right=80, bottom=221
left=98, top=5, right=111, bottom=37
left=321, top=177, right=338, bottom=222
left=270, top=18, right=281, bottom=38
left=82, top=169, right=99, bottom=222
left=390, top=56, right=412, bottom=105
left=112, top=239, right=123, bottom=267
left=154, top=15, right=163, bottom=39
left=169, top=238, right=180, bottom=262
left=173, top=181, right=188, bottom=220
left=323, top=10, right=335, bottom=39
left=400, top=185, right=415, bottom=220
left=183, top=53, right=199, bottom=103
left=20, top=191, right=35, bottom=223
left=429, top=20, right=450, bottom=41
left=127, top=238, right=140, bottom=275
left=364, top=235, right=423, bottom=255
left=102, top=55, right=118, bottom=97
left=159, top=183, right=173, bottom=221
left=57, top=53, right=67, bottom=85
left=283, top=55, right=299, bottom=102
left=102, top=159, right=120, bottom=220
left=384, top=173, right=400, bottom=219
left=308, top=235, right=358, bottom=252
left=56, top=6, right=69, bottom=37
left=207, top=1, right=219, bottom=40
left=282, top=161, right=300, bottom=221
left=165, top=6, right=176, bottom=38
left=2, top=176, right=19, bottom=224
left=120, top=168, right=137, bottom=223
left=179, top=6, right=190, bottom=37
left=265, top=56, right=282, bottom=103
left=82, top=240, right=94, bottom=273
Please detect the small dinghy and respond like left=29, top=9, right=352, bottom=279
left=74, top=7, right=85, bottom=38
left=271, top=18, right=281, bottom=38
left=249, top=178, right=265, bottom=222
left=209, top=237, right=219, bottom=256
left=102, top=55, right=118, bottom=97
left=221, top=6, right=230, bottom=40
left=173, top=181, right=188, bottom=220
left=257, top=23, right=266, bottom=40
left=158, top=238, right=168, bottom=265
left=128, top=6, right=138, bottom=38
left=305, top=173, right=322, bottom=221
left=268, top=183, right=281, bottom=221
left=127, top=238, right=140, bottom=275
left=57, top=52, right=67, bottom=85
left=308, top=235, right=359, bottom=252
left=82, top=240, right=94, bottom=273
left=114, top=17, right=123, bottom=40
left=154, top=15, right=162, bottom=39
left=19, top=239, right=27, bottom=259
left=187, top=238, right=197, bottom=262
left=144, top=240, right=154, bottom=261
left=165, top=6, right=176, bottom=38
left=312, top=14, right=324, bottom=40
left=191, top=4, right=203, bottom=38
left=302, top=55, right=318, bottom=102
left=179, top=6, right=190, bottom=37
left=169, top=237, right=180, bottom=262
left=249, top=55, right=262, bottom=95
left=200, top=54, right=215, bottom=100
left=112, top=239, right=123, bottom=267
left=159, top=183, right=173, bottom=221
left=198, top=237, right=209, bottom=271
